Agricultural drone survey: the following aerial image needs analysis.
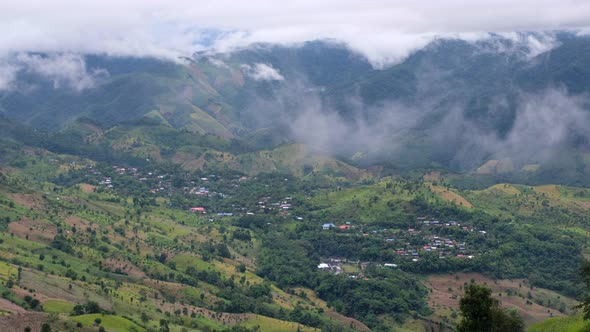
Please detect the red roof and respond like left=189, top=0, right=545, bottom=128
left=190, top=207, right=206, bottom=212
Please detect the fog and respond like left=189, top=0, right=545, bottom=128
left=239, top=66, right=590, bottom=170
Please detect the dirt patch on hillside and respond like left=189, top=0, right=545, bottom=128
left=430, top=185, right=473, bottom=208
left=423, top=171, right=442, bottom=182
left=426, top=273, right=568, bottom=326
left=0, top=298, right=27, bottom=313
left=574, top=201, right=590, bottom=209
left=12, top=287, right=52, bottom=303
left=102, top=258, right=145, bottom=278
left=485, top=184, right=521, bottom=196
left=64, top=216, right=95, bottom=230
left=475, top=159, right=515, bottom=175
left=0, top=312, right=49, bottom=332
left=8, top=218, right=56, bottom=244
left=534, top=185, right=561, bottom=198
left=78, top=183, right=96, bottom=193
left=7, top=193, right=45, bottom=210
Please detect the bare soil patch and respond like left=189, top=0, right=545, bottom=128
left=8, top=218, right=56, bottom=244
left=430, top=185, right=473, bottom=208
left=423, top=171, right=442, bottom=182
left=426, top=273, right=569, bottom=326
left=78, top=183, right=96, bottom=193
left=102, top=258, right=146, bottom=278
left=0, top=298, right=27, bottom=313
left=7, top=193, right=45, bottom=210
left=0, top=312, right=49, bottom=332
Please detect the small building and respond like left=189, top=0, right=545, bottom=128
left=322, top=223, right=336, bottom=230
left=190, top=207, right=206, bottom=213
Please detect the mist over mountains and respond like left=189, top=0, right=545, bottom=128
left=1, top=32, right=590, bottom=178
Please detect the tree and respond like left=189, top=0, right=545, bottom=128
left=159, top=319, right=170, bottom=332
left=577, top=260, right=590, bottom=319
left=458, top=284, right=523, bottom=332
left=40, top=323, right=51, bottom=332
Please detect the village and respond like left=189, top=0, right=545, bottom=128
left=316, top=216, right=486, bottom=279
left=76, top=164, right=304, bottom=220
left=78, top=163, right=490, bottom=282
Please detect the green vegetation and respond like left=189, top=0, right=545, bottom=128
left=71, top=314, right=145, bottom=332
left=42, top=300, right=75, bottom=313
left=528, top=315, right=590, bottom=332
left=2, top=37, right=590, bottom=330
left=457, top=284, right=524, bottom=332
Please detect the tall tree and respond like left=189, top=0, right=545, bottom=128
left=458, top=284, right=495, bottom=332
left=458, top=283, right=524, bottom=332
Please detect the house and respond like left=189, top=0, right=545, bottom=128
left=190, top=207, right=206, bottom=213
left=318, top=263, right=330, bottom=270
left=338, top=225, right=351, bottom=230
left=384, top=263, right=398, bottom=268
left=322, top=223, right=336, bottom=230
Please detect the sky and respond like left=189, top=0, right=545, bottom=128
left=1, top=0, right=589, bottom=66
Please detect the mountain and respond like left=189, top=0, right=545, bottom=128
left=2, top=33, right=590, bottom=182
left=3, top=32, right=590, bottom=331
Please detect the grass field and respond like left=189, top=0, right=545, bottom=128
left=239, top=315, right=319, bottom=332
left=528, top=315, right=590, bottom=332
left=71, top=314, right=145, bottom=332
left=42, top=300, right=75, bottom=313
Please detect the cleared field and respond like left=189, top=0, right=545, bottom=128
left=430, top=185, right=473, bottom=208
left=484, top=183, right=521, bottom=195
left=426, top=273, right=575, bottom=327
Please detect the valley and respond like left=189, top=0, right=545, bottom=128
left=1, top=24, right=590, bottom=332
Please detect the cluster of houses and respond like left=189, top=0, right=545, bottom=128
left=322, top=222, right=351, bottom=230
left=319, top=216, right=481, bottom=265
left=257, top=197, right=295, bottom=216
left=317, top=257, right=398, bottom=280
left=392, top=235, right=472, bottom=259
left=89, top=164, right=178, bottom=194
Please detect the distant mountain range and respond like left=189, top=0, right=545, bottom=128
left=2, top=32, right=590, bottom=184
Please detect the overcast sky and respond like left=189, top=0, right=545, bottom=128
left=1, top=0, right=589, bottom=66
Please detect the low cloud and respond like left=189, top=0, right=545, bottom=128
left=0, top=62, right=19, bottom=90
left=0, top=53, right=109, bottom=91
left=241, top=63, right=284, bottom=81
left=0, top=1, right=589, bottom=67
left=240, top=70, right=590, bottom=170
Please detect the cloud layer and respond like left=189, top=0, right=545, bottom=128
left=0, top=53, right=109, bottom=91
left=0, top=1, right=589, bottom=67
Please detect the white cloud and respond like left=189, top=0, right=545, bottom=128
left=0, top=1, right=589, bottom=67
left=241, top=63, right=284, bottom=81
left=0, top=62, right=19, bottom=90
left=0, top=53, right=109, bottom=91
